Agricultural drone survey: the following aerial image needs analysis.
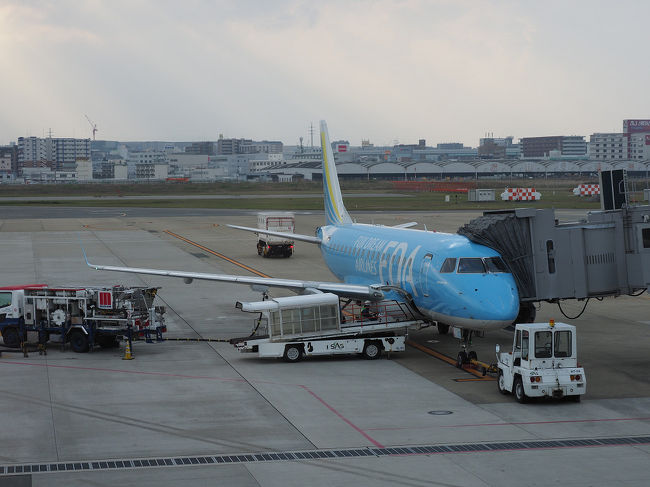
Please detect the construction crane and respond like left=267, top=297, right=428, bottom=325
left=84, top=115, right=98, bottom=140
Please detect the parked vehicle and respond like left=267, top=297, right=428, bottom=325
left=496, top=320, right=586, bottom=402
left=256, top=212, right=295, bottom=257
left=0, top=285, right=166, bottom=352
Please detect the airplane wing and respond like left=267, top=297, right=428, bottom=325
left=391, top=222, right=418, bottom=229
left=226, top=224, right=321, bottom=244
left=84, top=259, right=383, bottom=301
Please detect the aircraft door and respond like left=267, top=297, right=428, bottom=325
left=419, top=253, right=434, bottom=297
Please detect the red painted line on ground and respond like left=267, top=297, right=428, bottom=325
left=299, top=385, right=385, bottom=449
left=1, top=359, right=383, bottom=446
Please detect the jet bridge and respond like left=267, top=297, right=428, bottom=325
left=458, top=205, right=650, bottom=308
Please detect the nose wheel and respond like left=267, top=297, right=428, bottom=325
left=455, top=330, right=478, bottom=368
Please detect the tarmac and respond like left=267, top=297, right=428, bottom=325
left=0, top=207, right=649, bottom=486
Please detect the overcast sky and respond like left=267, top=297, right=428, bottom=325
left=1, top=0, right=648, bottom=147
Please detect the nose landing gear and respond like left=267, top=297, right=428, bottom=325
left=455, top=329, right=475, bottom=368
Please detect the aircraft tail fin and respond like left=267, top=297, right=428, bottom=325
left=320, top=120, right=352, bottom=226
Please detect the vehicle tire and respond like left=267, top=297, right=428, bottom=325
left=497, top=371, right=509, bottom=395
left=456, top=351, right=467, bottom=368
left=363, top=341, right=381, bottom=360
left=468, top=350, right=478, bottom=362
left=2, top=327, right=21, bottom=348
left=513, top=376, right=528, bottom=403
left=569, top=394, right=581, bottom=403
left=97, top=335, right=120, bottom=349
left=69, top=330, right=90, bottom=353
left=283, top=344, right=302, bottom=363
left=437, top=323, right=450, bottom=335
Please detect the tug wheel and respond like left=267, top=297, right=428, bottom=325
left=497, top=371, right=509, bottom=395
left=514, top=376, right=528, bottom=403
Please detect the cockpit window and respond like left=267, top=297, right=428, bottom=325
left=440, top=258, right=456, bottom=273
left=457, top=258, right=485, bottom=273
left=484, top=257, right=508, bottom=273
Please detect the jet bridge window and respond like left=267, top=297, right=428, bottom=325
left=643, top=228, right=650, bottom=248
left=440, top=258, right=457, bottom=273
left=535, top=331, right=553, bottom=358
left=483, top=257, right=508, bottom=273
left=554, top=330, right=572, bottom=358
left=457, top=258, right=486, bottom=273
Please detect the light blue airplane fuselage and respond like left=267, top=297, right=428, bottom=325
left=316, top=222, right=519, bottom=330
left=314, top=120, right=520, bottom=332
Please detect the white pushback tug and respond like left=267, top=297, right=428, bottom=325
left=496, top=320, right=586, bottom=403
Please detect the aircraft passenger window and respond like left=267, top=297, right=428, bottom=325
left=483, top=257, right=508, bottom=273
left=643, top=228, right=650, bottom=248
left=535, top=331, right=553, bottom=358
left=440, top=258, right=456, bottom=273
left=457, top=258, right=486, bottom=273
left=554, top=330, right=572, bottom=358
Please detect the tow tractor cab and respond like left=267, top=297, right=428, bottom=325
left=496, top=320, right=586, bottom=403
left=232, top=293, right=423, bottom=362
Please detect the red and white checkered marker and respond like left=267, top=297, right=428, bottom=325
left=573, top=184, right=600, bottom=196
left=501, top=188, right=541, bottom=201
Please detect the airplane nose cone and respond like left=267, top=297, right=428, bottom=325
left=478, top=277, right=519, bottom=323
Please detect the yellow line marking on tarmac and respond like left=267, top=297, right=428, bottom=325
left=164, top=230, right=271, bottom=278
left=406, top=339, right=495, bottom=381
left=454, top=378, right=493, bottom=382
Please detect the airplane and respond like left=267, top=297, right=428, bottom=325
left=85, top=121, right=521, bottom=363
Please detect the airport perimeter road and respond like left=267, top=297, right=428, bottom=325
left=0, top=212, right=648, bottom=486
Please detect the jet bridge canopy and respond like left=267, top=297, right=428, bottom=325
left=458, top=205, right=650, bottom=302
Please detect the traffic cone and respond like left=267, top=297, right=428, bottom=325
left=122, top=341, right=134, bottom=360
